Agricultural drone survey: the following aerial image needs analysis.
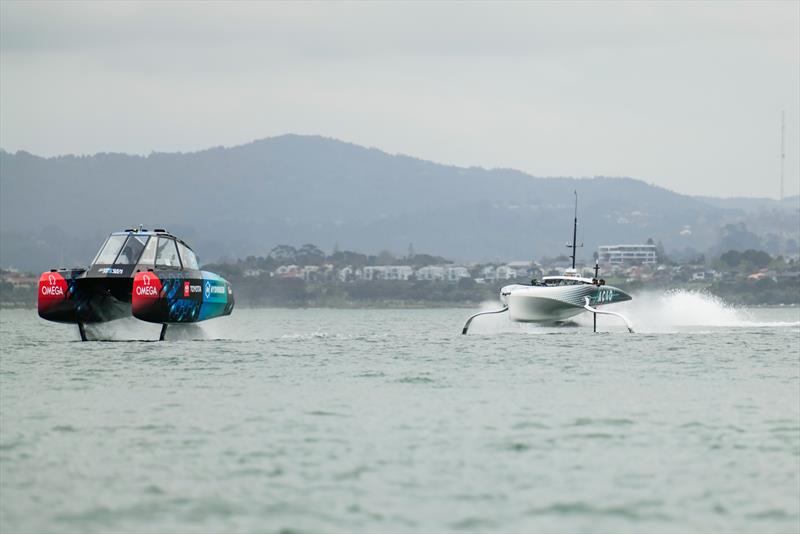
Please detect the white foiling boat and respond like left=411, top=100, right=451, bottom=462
left=462, top=192, right=634, bottom=334
left=501, top=268, right=631, bottom=323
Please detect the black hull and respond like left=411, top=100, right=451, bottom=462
left=39, top=276, right=132, bottom=324
left=39, top=270, right=234, bottom=325
left=38, top=229, right=235, bottom=340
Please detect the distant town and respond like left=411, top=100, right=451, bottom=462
left=3, top=241, right=798, bottom=308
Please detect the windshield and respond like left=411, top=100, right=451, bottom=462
left=92, top=235, right=127, bottom=264
left=544, top=278, right=588, bottom=286
left=177, top=242, right=199, bottom=270
left=156, top=237, right=181, bottom=267
left=115, top=235, right=149, bottom=265
left=139, top=237, right=157, bottom=266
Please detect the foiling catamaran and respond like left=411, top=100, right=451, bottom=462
left=462, top=192, right=634, bottom=334
left=38, top=227, right=234, bottom=341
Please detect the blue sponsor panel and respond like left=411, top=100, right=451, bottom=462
left=133, top=271, right=233, bottom=323
left=198, top=271, right=234, bottom=321
left=135, top=272, right=202, bottom=323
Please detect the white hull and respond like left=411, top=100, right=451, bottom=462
left=501, top=283, right=631, bottom=323
left=507, top=293, right=587, bottom=322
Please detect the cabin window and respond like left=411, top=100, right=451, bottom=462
left=93, top=234, right=127, bottom=265
left=139, top=237, right=158, bottom=266
left=115, top=235, right=148, bottom=265
left=155, top=238, right=181, bottom=268
left=177, top=242, right=199, bottom=270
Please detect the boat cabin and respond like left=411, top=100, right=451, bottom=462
left=91, top=229, right=200, bottom=271
left=535, top=269, right=605, bottom=287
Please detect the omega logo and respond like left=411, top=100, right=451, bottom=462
left=41, top=274, right=64, bottom=296
left=135, top=274, right=158, bottom=297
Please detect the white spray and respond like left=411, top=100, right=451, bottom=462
left=465, top=290, right=799, bottom=335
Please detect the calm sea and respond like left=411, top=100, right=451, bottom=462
left=1, top=291, right=799, bottom=534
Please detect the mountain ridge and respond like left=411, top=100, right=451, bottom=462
left=1, top=135, right=796, bottom=271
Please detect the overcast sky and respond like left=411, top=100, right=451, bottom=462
left=1, top=1, right=798, bottom=198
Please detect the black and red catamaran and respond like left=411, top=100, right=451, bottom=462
left=38, top=227, right=234, bottom=341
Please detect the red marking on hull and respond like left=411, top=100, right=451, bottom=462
left=132, top=272, right=163, bottom=316
left=38, top=272, right=68, bottom=315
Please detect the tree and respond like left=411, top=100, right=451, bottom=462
left=720, top=250, right=741, bottom=267
left=740, top=249, right=771, bottom=269
left=268, top=245, right=297, bottom=263
left=296, top=244, right=325, bottom=266
left=718, top=223, right=761, bottom=252
left=329, top=250, right=369, bottom=268
left=656, top=240, right=668, bottom=264
left=376, top=250, right=396, bottom=265
left=408, top=253, right=451, bottom=267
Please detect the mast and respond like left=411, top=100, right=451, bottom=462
left=571, top=191, right=578, bottom=269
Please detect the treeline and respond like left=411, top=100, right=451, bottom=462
left=222, top=276, right=498, bottom=308
left=219, top=244, right=451, bottom=272
left=716, top=249, right=773, bottom=269
left=3, top=245, right=799, bottom=307
left=706, top=278, right=800, bottom=306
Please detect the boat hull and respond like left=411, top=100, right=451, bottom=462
left=38, top=269, right=234, bottom=325
left=132, top=270, right=234, bottom=324
left=502, top=284, right=631, bottom=323
left=38, top=271, right=131, bottom=324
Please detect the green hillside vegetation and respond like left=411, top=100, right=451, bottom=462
left=2, top=135, right=798, bottom=272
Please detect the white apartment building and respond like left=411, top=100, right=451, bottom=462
left=446, top=266, right=471, bottom=281
left=275, top=265, right=303, bottom=278
left=481, top=264, right=531, bottom=281
left=385, top=266, right=413, bottom=281
left=597, top=244, right=657, bottom=265
left=416, top=266, right=446, bottom=281
left=494, top=265, right=518, bottom=279
left=362, top=265, right=413, bottom=281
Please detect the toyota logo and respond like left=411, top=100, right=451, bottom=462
left=204, top=281, right=211, bottom=299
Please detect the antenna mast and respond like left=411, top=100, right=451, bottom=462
left=780, top=110, right=785, bottom=257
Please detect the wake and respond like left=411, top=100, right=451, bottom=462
left=84, top=318, right=208, bottom=341
left=465, top=290, right=799, bottom=335
left=604, top=290, right=799, bottom=332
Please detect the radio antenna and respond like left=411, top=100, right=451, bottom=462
left=780, top=110, right=785, bottom=258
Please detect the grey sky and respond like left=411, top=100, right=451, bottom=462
left=1, top=1, right=798, bottom=198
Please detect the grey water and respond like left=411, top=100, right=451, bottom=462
left=1, top=295, right=799, bottom=534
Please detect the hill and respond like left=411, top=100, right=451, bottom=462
left=1, top=135, right=797, bottom=271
